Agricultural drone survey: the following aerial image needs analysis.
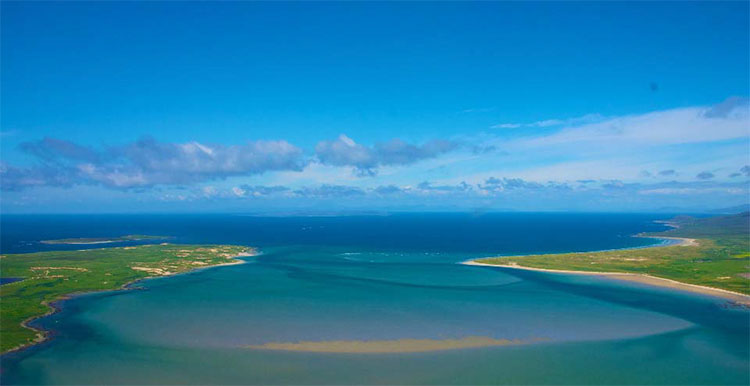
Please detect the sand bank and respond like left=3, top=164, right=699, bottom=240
left=244, top=336, right=539, bottom=353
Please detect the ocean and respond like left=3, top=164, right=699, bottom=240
left=1, top=213, right=748, bottom=385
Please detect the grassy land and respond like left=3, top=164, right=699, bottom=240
left=40, top=234, right=167, bottom=244
left=475, top=212, right=750, bottom=295
left=0, top=244, right=253, bottom=354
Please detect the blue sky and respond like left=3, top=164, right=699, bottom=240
left=1, top=2, right=748, bottom=213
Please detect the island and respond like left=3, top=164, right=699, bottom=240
left=468, top=212, right=750, bottom=301
left=0, top=243, right=255, bottom=354
left=40, top=234, right=168, bottom=245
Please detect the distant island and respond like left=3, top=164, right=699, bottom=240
left=467, top=212, right=750, bottom=301
left=40, top=235, right=168, bottom=245
left=0, top=244, right=256, bottom=354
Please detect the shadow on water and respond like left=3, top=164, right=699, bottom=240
left=485, top=266, right=749, bottom=340
left=265, top=261, right=527, bottom=292
left=255, top=247, right=750, bottom=341
left=255, top=247, right=525, bottom=292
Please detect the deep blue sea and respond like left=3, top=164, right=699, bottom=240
left=1, top=213, right=748, bottom=385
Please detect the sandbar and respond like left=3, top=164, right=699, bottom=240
left=244, top=336, right=538, bottom=353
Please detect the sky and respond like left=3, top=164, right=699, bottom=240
left=1, top=1, right=748, bottom=213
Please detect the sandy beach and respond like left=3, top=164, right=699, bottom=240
left=638, top=235, right=699, bottom=246
left=462, top=259, right=750, bottom=305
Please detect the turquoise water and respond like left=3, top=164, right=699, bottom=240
left=1, top=213, right=748, bottom=384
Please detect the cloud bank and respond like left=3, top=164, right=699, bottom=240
left=527, top=100, right=748, bottom=147
left=2, top=137, right=306, bottom=190
left=2, top=97, right=748, bottom=213
left=315, top=135, right=459, bottom=176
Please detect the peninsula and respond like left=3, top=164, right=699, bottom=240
left=468, top=212, right=750, bottom=299
left=0, top=243, right=255, bottom=354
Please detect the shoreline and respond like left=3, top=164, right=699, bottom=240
left=484, top=235, right=696, bottom=262
left=462, top=235, right=750, bottom=305
left=637, top=235, right=698, bottom=247
left=2, top=250, right=257, bottom=356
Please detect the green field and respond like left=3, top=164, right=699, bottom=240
left=0, top=244, right=253, bottom=354
left=40, top=234, right=167, bottom=244
left=475, top=212, right=750, bottom=295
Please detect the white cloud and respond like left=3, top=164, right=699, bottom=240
left=202, top=186, right=217, bottom=198
left=492, top=123, right=522, bottom=129
left=529, top=104, right=748, bottom=147
left=315, top=134, right=460, bottom=176
left=231, top=186, right=246, bottom=197
left=3, top=137, right=307, bottom=190
left=638, top=187, right=746, bottom=195
left=492, top=113, right=603, bottom=129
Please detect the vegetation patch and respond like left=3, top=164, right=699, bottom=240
left=0, top=244, right=253, bottom=354
left=475, top=212, right=750, bottom=295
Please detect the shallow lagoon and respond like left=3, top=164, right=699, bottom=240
left=1, top=213, right=748, bottom=384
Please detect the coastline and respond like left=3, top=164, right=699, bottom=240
left=462, top=236, right=750, bottom=306
left=2, top=250, right=256, bottom=356
left=637, top=235, right=698, bottom=247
